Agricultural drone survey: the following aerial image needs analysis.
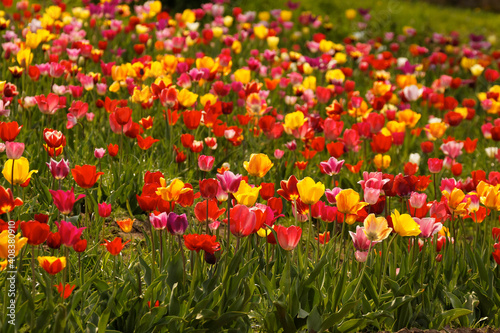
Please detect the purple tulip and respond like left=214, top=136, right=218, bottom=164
left=5, top=141, right=25, bottom=159
left=216, top=170, right=242, bottom=194
left=46, top=158, right=70, bottom=180
left=55, top=220, right=86, bottom=247
left=49, top=187, right=85, bottom=215
left=166, top=212, right=188, bottom=235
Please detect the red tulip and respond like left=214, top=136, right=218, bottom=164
left=276, top=225, right=302, bottom=250
left=229, top=204, right=256, bottom=238
left=71, top=165, right=104, bottom=189
left=101, top=237, right=131, bottom=255
left=20, top=220, right=50, bottom=245
left=199, top=179, right=219, bottom=200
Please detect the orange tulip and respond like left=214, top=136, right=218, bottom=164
left=38, top=256, right=66, bottom=275
left=243, top=154, right=274, bottom=178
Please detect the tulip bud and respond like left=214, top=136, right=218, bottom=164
left=94, top=148, right=106, bottom=159
left=6, top=141, right=25, bottom=159
left=98, top=202, right=112, bottom=218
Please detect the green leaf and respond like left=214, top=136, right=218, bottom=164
left=337, top=318, right=369, bottom=333
left=319, top=301, right=358, bottom=333
left=431, top=308, right=472, bottom=329
left=307, top=306, right=322, bottom=332
left=98, top=307, right=112, bottom=332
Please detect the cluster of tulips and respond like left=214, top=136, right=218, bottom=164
left=1, top=0, right=500, bottom=331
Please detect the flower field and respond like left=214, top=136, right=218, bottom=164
left=1, top=0, right=500, bottom=331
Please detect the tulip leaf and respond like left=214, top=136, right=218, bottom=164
left=97, top=307, right=112, bottom=332
left=319, top=300, right=358, bottom=333
left=430, top=308, right=472, bottom=329
left=337, top=318, right=369, bottom=333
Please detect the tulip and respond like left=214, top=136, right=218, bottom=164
left=156, top=178, right=192, bottom=201
left=234, top=181, right=261, bottom=207
left=363, top=214, right=392, bottom=242
left=150, top=212, right=169, bottom=230
left=217, top=171, right=242, bottom=194
left=277, top=175, right=300, bottom=202
left=320, top=157, right=345, bottom=176
left=335, top=189, right=368, bottom=216
left=409, top=192, right=427, bottom=209
left=98, top=202, right=112, bottom=217
left=276, top=225, right=302, bottom=250
left=49, top=188, right=85, bottom=215
left=442, top=188, right=469, bottom=216
left=0, top=230, right=27, bottom=259
left=116, top=219, right=134, bottom=233
left=194, top=199, right=226, bottom=224
left=38, top=256, right=66, bottom=275
left=46, top=232, right=62, bottom=249
left=315, top=232, right=331, bottom=244
left=71, top=165, right=104, bottom=189
left=391, top=210, right=421, bottom=237
left=199, top=179, right=219, bottom=200
left=46, top=158, right=70, bottom=180
left=54, top=283, right=76, bottom=299
left=2, top=157, right=38, bottom=186
left=55, top=221, right=86, bottom=247
left=230, top=204, right=256, bottom=238
left=0, top=185, right=23, bottom=214
left=102, top=237, right=131, bottom=255
left=94, top=148, right=106, bottom=159
left=20, top=220, right=50, bottom=246
left=198, top=155, right=215, bottom=172
left=0, top=121, right=22, bottom=142
left=243, top=153, right=274, bottom=178
left=283, top=111, right=307, bottom=132
left=166, top=213, right=188, bottom=235
left=349, top=226, right=374, bottom=251
left=73, top=239, right=87, bottom=252
left=5, top=142, right=24, bottom=159
left=297, top=177, right=325, bottom=205
left=183, top=234, right=220, bottom=254
left=414, top=217, right=442, bottom=238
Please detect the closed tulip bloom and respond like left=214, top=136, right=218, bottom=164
left=199, top=179, right=219, bottom=199
left=46, top=158, right=70, bottom=180
left=297, top=177, right=325, bottom=205
left=335, top=189, right=368, bottom=215
left=217, top=170, right=242, bottom=193
left=363, top=214, right=392, bottom=242
left=166, top=212, right=188, bottom=235
left=55, top=220, right=86, bottom=247
left=102, top=237, right=131, bottom=255
left=349, top=226, right=373, bottom=251
left=116, top=218, right=134, bottom=233
left=243, top=153, right=274, bottom=178
left=20, top=220, right=50, bottom=246
left=283, top=111, right=307, bottom=132
left=391, top=209, right=421, bottom=237
left=49, top=187, right=85, bottom=215
left=234, top=181, right=261, bottom=207
left=46, top=232, right=62, bottom=249
left=230, top=204, right=256, bottom=238
left=73, top=239, right=87, bottom=253
left=71, top=165, right=104, bottom=189
left=150, top=212, right=169, bottom=230
left=428, top=158, right=443, bottom=174
left=98, top=202, right=112, bottom=217
left=0, top=230, right=27, bottom=259
left=320, top=157, right=345, bottom=176
left=276, top=225, right=302, bottom=250
left=409, top=192, right=427, bottom=209
left=198, top=155, right=215, bottom=172
left=5, top=142, right=24, bottom=159
left=94, top=148, right=106, bottom=159
left=2, top=157, right=38, bottom=186
left=38, top=256, right=66, bottom=275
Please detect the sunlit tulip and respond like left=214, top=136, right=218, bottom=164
left=49, top=188, right=85, bottom=215
left=297, top=177, right=325, bottom=205
left=320, top=157, right=345, bottom=176
left=217, top=171, right=242, bottom=194
left=363, top=214, right=392, bottom=242
left=230, top=204, right=256, bottom=238
left=2, top=157, right=38, bottom=186
left=391, top=209, right=421, bottom=237
left=414, top=217, right=442, bottom=238
left=46, top=159, right=70, bottom=180
left=234, top=181, right=261, bottom=207
left=166, top=213, right=188, bottom=235
left=276, top=225, right=302, bottom=250
left=38, top=256, right=66, bottom=275
left=5, top=142, right=24, bottom=159
left=116, top=219, right=134, bottom=233
left=102, top=237, right=131, bottom=255
left=0, top=185, right=23, bottom=214
left=156, top=178, right=192, bottom=201
left=20, top=220, right=50, bottom=246
left=335, top=189, right=368, bottom=215
left=0, top=230, right=27, bottom=259
left=71, top=165, right=104, bottom=189
left=243, top=154, right=274, bottom=178
left=55, top=220, right=86, bottom=247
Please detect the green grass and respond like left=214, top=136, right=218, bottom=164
left=236, top=0, right=500, bottom=39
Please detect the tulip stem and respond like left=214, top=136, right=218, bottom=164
left=159, top=230, right=163, bottom=271
left=378, top=234, right=397, bottom=296
left=306, top=205, right=312, bottom=261
left=226, top=198, right=231, bottom=251
left=352, top=242, right=371, bottom=300
left=31, top=245, right=36, bottom=298
left=206, top=199, right=210, bottom=235
left=148, top=222, right=156, bottom=281
left=177, top=235, right=186, bottom=284
left=10, top=159, right=15, bottom=195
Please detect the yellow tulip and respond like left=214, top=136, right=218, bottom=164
left=234, top=69, right=251, bottom=84
left=386, top=121, right=406, bottom=133
left=0, top=230, right=27, bottom=259
left=2, top=157, right=38, bottom=186
left=397, top=109, right=421, bottom=128
left=234, top=181, right=261, bottom=207
left=280, top=10, right=292, bottom=21
left=297, top=177, right=325, bottom=205
left=442, top=188, right=470, bottom=215
left=177, top=89, right=198, bottom=108
left=363, top=214, right=392, bottom=242
left=156, top=178, right=191, bottom=202
left=283, top=111, right=307, bottom=132
left=391, top=209, right=421, bottom=237
left=243, top=154, right=274, bottom=178
left=373, top=154, right=391, bottom=170
left=257, top=228, right=271, bottom=238
left=335, top=189, right=368, bottom=215
left=267, top=36, right=279, bottom=50
left=0, top=260, right=7, bottom=271
left=17, top=48, right=33, bottom=68
left=253, top=25, right=268, bottom=40
left=345, top=9, right=357, bottom=20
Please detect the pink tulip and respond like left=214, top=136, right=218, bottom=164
left=5, top=141, right=25, bottom=159
left=49, top=188, right=85, bottom=215
left=409, top=192, right=427, bottom=209
left=94, top=148, right=106, bottom=159
left=98, top=202, right=112, bottom=217
left=150, top=212, right=168, bottom=230
left=414, top=217, right=442, bottom=238
left=320, top=157, right=345, bottom=176
left=198, top=155, right=215, bottom=172
left=323, top=118, right=344, bottom=141
left=55, top=220, right=86, bottom=247
left=274, top=149, right=285, bottom=159
left=440, top=141, right=464, bottom=160
left=325, top=187, right=342, bottom=204
left=355, top=251, right=369, bottom=262
left=427, top=158, right=443, bottom=174
left=35, top=93, right=65, bottom=115
left=349, top=226, right=376, bottom=251
left=46, top=158, right=70, bottom=180
left=216, top=170, right=242, bottom=194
